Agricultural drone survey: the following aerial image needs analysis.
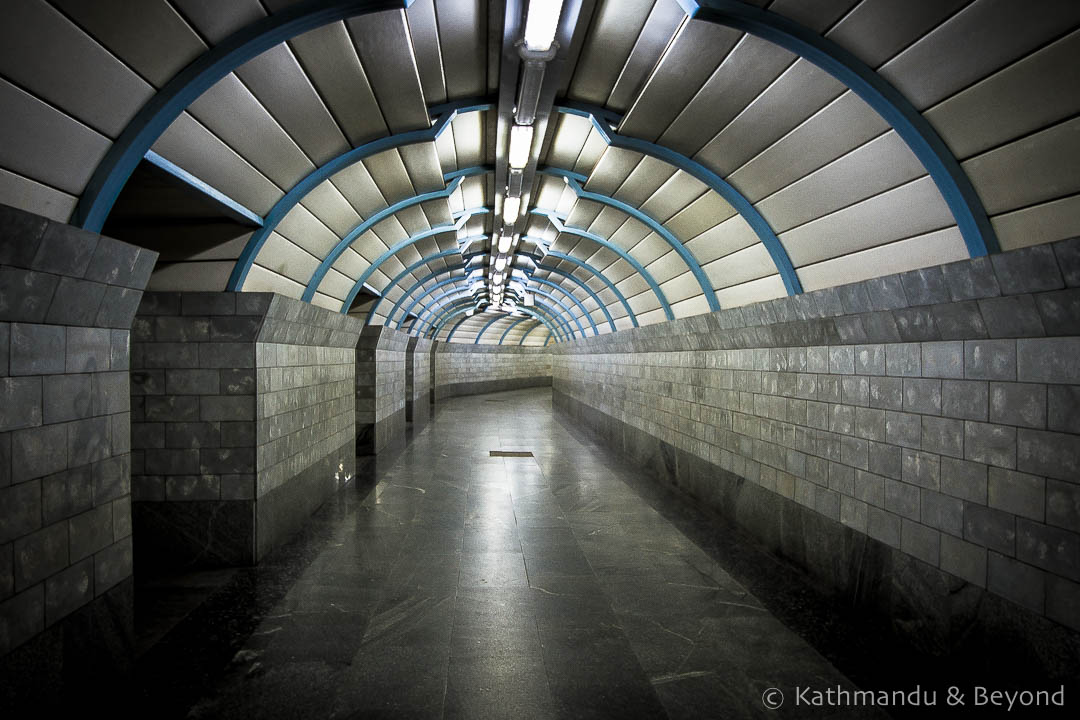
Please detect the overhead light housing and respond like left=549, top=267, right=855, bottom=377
left=503, top=196, right=521, bottom=224
left=508, top=124, right=533, bottom=170
left=494, top=255, right=508, bottom=271
left=497, top=234, right=513, bottom=254
left=523, top=0, right=563, bottom=52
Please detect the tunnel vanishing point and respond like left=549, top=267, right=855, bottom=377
left=1, top=0, right=1079, bottom=717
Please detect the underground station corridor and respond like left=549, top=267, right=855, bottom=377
left=2, top=0, right=1080, bottom=717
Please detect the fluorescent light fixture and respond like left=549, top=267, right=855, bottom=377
left=466, top=308, right=475, bottom=317
left=498, top=234, right=513, bottom=253
left=524, top=0, right=563, bottom=52
left=494, top=255, right=508, bottom=271
left=508, top=124, right=534, bottom=170
left=502, top=196, right=521, bottom=224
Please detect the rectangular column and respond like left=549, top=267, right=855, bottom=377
left=405, top=336, right=432, bottom=427
left=130, top=292, right=361, bottom=567
left=0, top=204, right=156, bottom=691
left=355, top=326, right=408, bottom=455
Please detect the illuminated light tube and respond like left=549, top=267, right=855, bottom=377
left=498, top=234, right=513, bottom=253
left=503, top=196, right=521, bottom=224
left=494, top=255, right=508, bottom=271
left=523, top=0, right=564, bottom=52
left=508, top=124, right=534, bottom=170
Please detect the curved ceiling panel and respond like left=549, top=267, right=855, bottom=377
left=1, top=0, right=1077, bottom=344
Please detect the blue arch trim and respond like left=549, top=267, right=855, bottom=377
left=342, top=205, right=644, bottom=324
left=374, top=249, right=618, bottom=333
left=144, top=151, right=264, bottom=226
left=518, top=321, right=545, bottom=346
left=518, top=261, right=615, bottom=333
left=498, top=316, right=530, bottom=344
left=422, top=291, right=572, bottom=342
left=528, top=249, right=638, bottom=328
left=368, top=248, right=468, bottom=324
left=390, top=265, right=599, bottom=337
left=75, top=0, right=413, bottom=232
left=554, top=102, right=804, bottom=294
left=410, top=283, right=581, bottom=340
left=301, top=177, right=475, bottom=302
left=340, top=216, right=488, bottom=312
left=424, top=296, right=566, bottom=343
left=226, top=97, right=493, bottom=291
left=535, top=209, right=675, bottom=321
left=537, top=167, right=720, bottom=311
left=684, top=0, right=997, bottom=256
left=444, top=314, right=471, bottom=343
left=474, top=314, right=505, bottom=344
left=439, top=307, right=556, bottom=345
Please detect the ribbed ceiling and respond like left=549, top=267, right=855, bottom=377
left=1, top=0, right=1077, bottom=345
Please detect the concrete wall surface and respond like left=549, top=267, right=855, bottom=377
left=0, top=204, right=156, bottom=693
left=553, top=239, right=1080, bottom=677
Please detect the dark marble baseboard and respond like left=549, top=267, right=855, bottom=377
left=134, top=500, right=255, bottom=569
left=552, top=389, right=1080, bottom=684
left=255, top=440, right=353, bottom=562
left=406, top=394, right=431, bottom=426
left=435, top=375, right=551, bottom=400
left=357, top=409, right=407, bottom=456
left=0, top=579, right=135, bottom=714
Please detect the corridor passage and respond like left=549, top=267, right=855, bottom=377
left=147, top=389, right=878, bottom=719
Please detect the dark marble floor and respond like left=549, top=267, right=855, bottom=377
left=136, top=389, right=901, bottom=719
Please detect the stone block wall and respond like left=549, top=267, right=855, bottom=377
left=355, top=326, right=407, bottom=455
left=553, top=240, right=1080, bottom=671
left=252, top=297, right=359, bottom=561
left=131, top=292, right=361, bottom=567
left=0, top=204, right=155, bottom=690
left=406, top=336, right=432, bottom=426
left=434, top=344, right=552, bottom=399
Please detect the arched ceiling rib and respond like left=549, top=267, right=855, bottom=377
left=1, top=0, right=1077, bottom=343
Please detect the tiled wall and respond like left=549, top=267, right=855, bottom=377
left=0, top=205, right=155, bottom=679
left=434, top=344, right=552, bottom=399
left=553, top=240, right=1080, bottom=656
left=252, top=297, right=360, bottom=560
left=131, top=292, right=361, bottom=566
left=355, top=326, right=408, bottom=455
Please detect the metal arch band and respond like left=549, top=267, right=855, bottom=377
left=396, top=273, right=591, bottom=338
left=77, top=0, right=995, bottom=308
left=393, top=269, right=598, bottom=337
left=353, top=201, right=649, bottom=322
left=683, top=0, right=998, bottom=257
left=447, top=308, right=552, bottom=345
left=408, top=291, right=570, bottom=342
left=408, top=282, right=584, bottom=340
left=329, top=167, right=674, bottom=317
left=533, top=209, right=675, bottom=321
left=422, top=294, right=571, bottom=342
left=517, top=320, right=548, bottom=345
left=421, top=296, right=567, bottom=343
left=535, top=166, right=719, bottom=310
left=76, top=0, right=415, bottom=233
left=495, top=316, right=530, bottom=344
left=441, top=306, right=560, bottom=344
left=372, top=249, right=619, bottom=333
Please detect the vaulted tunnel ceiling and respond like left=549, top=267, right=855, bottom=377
left=1, top=0, right=1078, bottom=345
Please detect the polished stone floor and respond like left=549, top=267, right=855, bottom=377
left=136, top=389, right=898, bottom=719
